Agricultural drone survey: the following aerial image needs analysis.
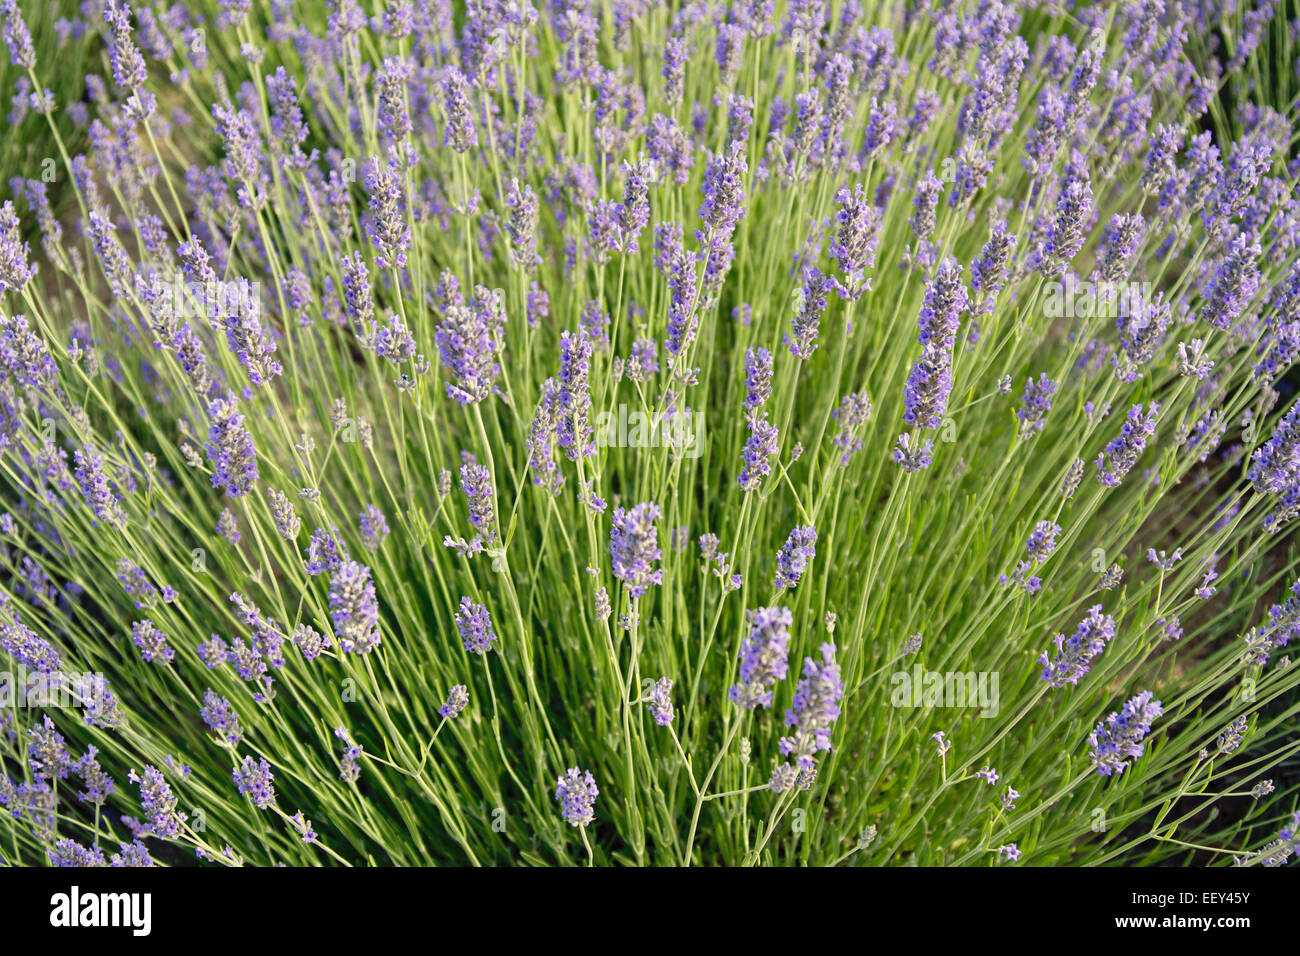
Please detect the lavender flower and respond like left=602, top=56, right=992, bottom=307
left=73, top=446, right=127, bottom=529
left=104, top=0, right=148, bottom=92
left=774, top=525, right=817, bottom=590
left=1, top=0, right=35, bottom=70
left=557, top=330, right=595, bottom=460
left=1041, top=605, right=1116, bottom=688
left=828, top=184, right=882, bottom=300
left=217, top=508, right=240, bottom=545
left=27, top=715, right=71, bottom=780
left=436, top=284, right=505, bottom=405
left=555, top=767, right=598, bottom=828
left=1096, top=403, right=1159, bottom=487
left=738, top=417, right=779, bottom=490
left=903, top=259, right=968, bottom=428
left=265, top=67, right=312, bottom=169
left=131, top=620, right=174, bottom=664
left=646, top=677, right=674, bottom=726
left=212, top=101, right=265, bottom=208
left=364, top=157, right=411, bottom=270
left=1200, top=233, right=1261, bottom=331
left=1140, top=124, right=1182, bottom=194
left=0, top=200, right=36, bottom=294
left=305, top=525, right=349, bottom=575
left=205, top=394, right=259, bottom=497
left=970, top=219, right=1015, bottom=312
left=440, top=66, right=477, bottom=152
left=329, top=561, right=381, bottom=654
left=661, top=37, right=686, bottom=105
left=1024, top=521, right=1061, bottom=563
left=787, top=263, right=836, bottom=358
left=1016, top=375, right=1057, bottom=437
left=335, top=727, right=362, bottom=783
left=293, top=623, right=327, bottom=661
left=48, top=838, right=106, bottom=867
left=439, top=685, right=469, bottom=719
left=359, top=504, right=390, bottom=552
left=70, top=745, right=115, bottom=806
left=455, top=597, right=497, bottom=654
left=729, top=606, right=793, bottom=709
left=1248, top=402, right=1300, bottom=496
left=443, top=458, right=498, bottom=555
left=1087, top=691, right=1163, bottom=776
left=200, top=690, right=243, bottom=746
left=268, top=490, right=300, bottom=540
left=505, top=179, right=542, bottom=270
left=1146, top=548, right=1183, bottom=572
left=233, top=756, right=275, bottom=809
left=136, top=766, right=184, bottom=837
left=1034, top=161, right=1093, bottom=277
left=610, top=503, right=663, bottom=600
left=831, top=392, right=872, bottom=465
left=1095, top=213, right=1145, bottom=284
left=892, top=433, right=934, bottom=472
left=777, top=643, right=843, bottom=771
left=697, top=141, right=747, bottom=246
left=743, top=346, right=774, bottom=418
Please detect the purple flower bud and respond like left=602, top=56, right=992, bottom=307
left=738, top=416, right=779, bottom=491
left=74, top=445, right=127, bottom=529
left=893, top=432, right=934, bottom=472
left=787, top=262, right=836, bottom=358
left=1016, top=374, right=1057, bottom=436
left=1, top=0, right=36, bottom=69
left=364, top=157, right=411, bottom=270
left=136, top=765, right=184, bottom=837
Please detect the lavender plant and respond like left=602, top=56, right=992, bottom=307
left=0, top=0, right=1299, bottom=869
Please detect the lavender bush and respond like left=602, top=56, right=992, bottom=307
left=0, top=0, right=1299, bottom=867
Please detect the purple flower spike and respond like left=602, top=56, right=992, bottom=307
left=1041, top=605, right=1116, bottom=688
left=903, top=259, right=968, bottom=430
left=729, top=606, right=793, bottom=710
left=610, top=502, right=664, bottom=600
left=1087, top=690, right=1163, bottom=776
left=1097, top=403, right=1160, bottom=487
left=456, top=597, right=497, bottom=655
left=774, top=525, right=818, bottom=590
left=329, top=561, right=381, bottom=654
left=555, top=767, right=598, bottom=828
left=439, top=685, right=469, bottom=719
left=778, top=643, right=843, bottom=771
